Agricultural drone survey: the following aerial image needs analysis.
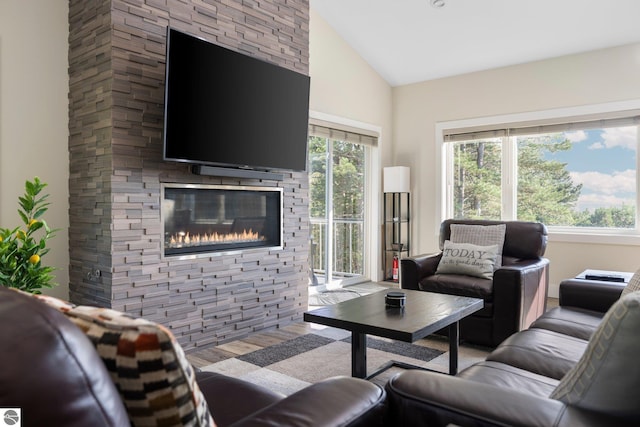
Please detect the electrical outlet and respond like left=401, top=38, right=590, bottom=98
left=86, top=268, right=101, bottom=280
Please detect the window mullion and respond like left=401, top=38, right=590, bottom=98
left=636, top=126, right=640, bottom=233
left=444, top=142, right=454, bottom=219
left=501, top=136, right=517, bottom=220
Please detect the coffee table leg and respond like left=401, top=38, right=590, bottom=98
left=449, top=322, right=459, bottom=375
left=352, top=332, right=367, bottom=378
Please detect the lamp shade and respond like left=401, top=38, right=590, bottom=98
left=383, top=166, right=410, bottom=193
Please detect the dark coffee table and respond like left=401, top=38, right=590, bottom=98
left=303, top=289, right=483, bottom=378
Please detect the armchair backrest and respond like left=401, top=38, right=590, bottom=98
left=440, top=219, right=547, bottom=259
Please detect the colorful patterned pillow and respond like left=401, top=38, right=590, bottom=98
left=620, top=267, right=640, bottom=297
left=28, top=292, right=216, bottom=427
left=29, top=291, right=76, bottom=311
left=450, top=223, right=506, bottom=268
left=550, top=290, right=640, bottom=418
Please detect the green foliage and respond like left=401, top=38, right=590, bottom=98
left=0, top=177, right=57, bottom=293
left=453, top=141, right=502, bottom=219
left=517, top=136, right=581, bottom=225
left=309, top=136, right=328, bottom=218
left=574, top=205, right=635, bottom=228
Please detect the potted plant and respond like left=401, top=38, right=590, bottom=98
left=0, top=177, right=57, bottom=293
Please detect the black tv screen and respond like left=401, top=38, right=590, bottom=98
left=163, top=28, right=310, bottom=172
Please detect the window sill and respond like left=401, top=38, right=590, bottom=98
left=548, top=230, right=640, bottom=246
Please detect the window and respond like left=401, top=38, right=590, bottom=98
left=308, top=123, right=376, bottom=286
left=442, top=107, right=640, bottom=234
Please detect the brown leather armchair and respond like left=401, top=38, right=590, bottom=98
left=401, top=219, right=549, bottom=347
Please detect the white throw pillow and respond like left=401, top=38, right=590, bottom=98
left=436, top=240, right=500, bottom=280
left=450, top=223, right=506, bottom=268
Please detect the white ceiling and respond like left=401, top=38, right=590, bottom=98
left=311, top=0, right=640, bottom=87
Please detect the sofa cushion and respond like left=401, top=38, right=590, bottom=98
left=436, top=240, right=500, bottom=279
left=550, top=291, right=640, bottom=419
left=449, top=223, right=506, bottom=268
left=486, top=328, right=588, bottom=380
left=420, top=273, right=494, bottom=309
left=30, top=293, right=216, bottom=427
left=620, top=267, right=640, bottom=297
left=530, top=306, right=604, bottom=340
left=458, top=360, right=559, bottom=398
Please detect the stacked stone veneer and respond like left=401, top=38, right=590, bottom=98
left=68, top=0, right=310, bottom=350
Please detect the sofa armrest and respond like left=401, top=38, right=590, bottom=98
left=559, top=279, right=624, bottom=313
left=386, top=370, right=564, bottom=426
left=386, top=370, right=627, bottom=427
left=492, top=258, right=549, bottom=344
left=400, top=253, right=441, bottom=291
left=196, top=371, right=285, bottom=426
left=231, top=376, right=386, bottom=427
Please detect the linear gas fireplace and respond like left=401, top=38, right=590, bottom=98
left=162, top=183, right=283, bottom=258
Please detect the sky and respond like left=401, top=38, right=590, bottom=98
left=543, top=126, right=637, bottom=211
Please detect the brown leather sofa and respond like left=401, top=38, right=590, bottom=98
left=385, top=278, right=640, bottom=426
left=0, top=287, right=385, bottom=427
left=401, top=219, right=549, bottom=347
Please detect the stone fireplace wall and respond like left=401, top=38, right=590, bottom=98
left=68, top=0, right=310, bottom=350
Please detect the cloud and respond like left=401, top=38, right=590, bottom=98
left=570, top=169, right=636, bottom=195
left=599, top=126, right=637, bottom=150
left=564, top=130, right=588, bottom=142
left=568, top=126, right=637, bottom=151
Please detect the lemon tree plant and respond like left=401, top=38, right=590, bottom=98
left=0, top=178, right=57, bottom=293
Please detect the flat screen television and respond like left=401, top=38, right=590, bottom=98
left=163, top=27, right=310, bottom=172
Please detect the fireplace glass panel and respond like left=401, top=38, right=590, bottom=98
left=163, top=184, right=282, bottom=257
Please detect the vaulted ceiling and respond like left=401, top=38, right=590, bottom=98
left=311, top=0, right=640, bottom=86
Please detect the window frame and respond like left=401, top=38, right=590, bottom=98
left=436, top=100, right=640, bottom=245
left=308, top=111, right=383, bottom=283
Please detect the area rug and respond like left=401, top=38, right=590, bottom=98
left=194, top=327, right=444, bottom=395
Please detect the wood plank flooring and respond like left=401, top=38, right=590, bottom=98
left=187, top=322, right=318, bottom=369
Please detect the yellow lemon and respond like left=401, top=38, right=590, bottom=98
left=29, top=219, right=39, bottom=228
left=16, top=230, right=25, bottom=239
left=29, top=254, right=40, bottom=265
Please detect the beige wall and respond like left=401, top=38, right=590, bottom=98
left=0, top=0, right=69, bottom=298
left=309, top=9, right=393, bottom=160
left=393, top=43, right=640, bottom=296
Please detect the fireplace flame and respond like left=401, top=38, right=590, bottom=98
left=168, top=229, right=265, bottom=248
